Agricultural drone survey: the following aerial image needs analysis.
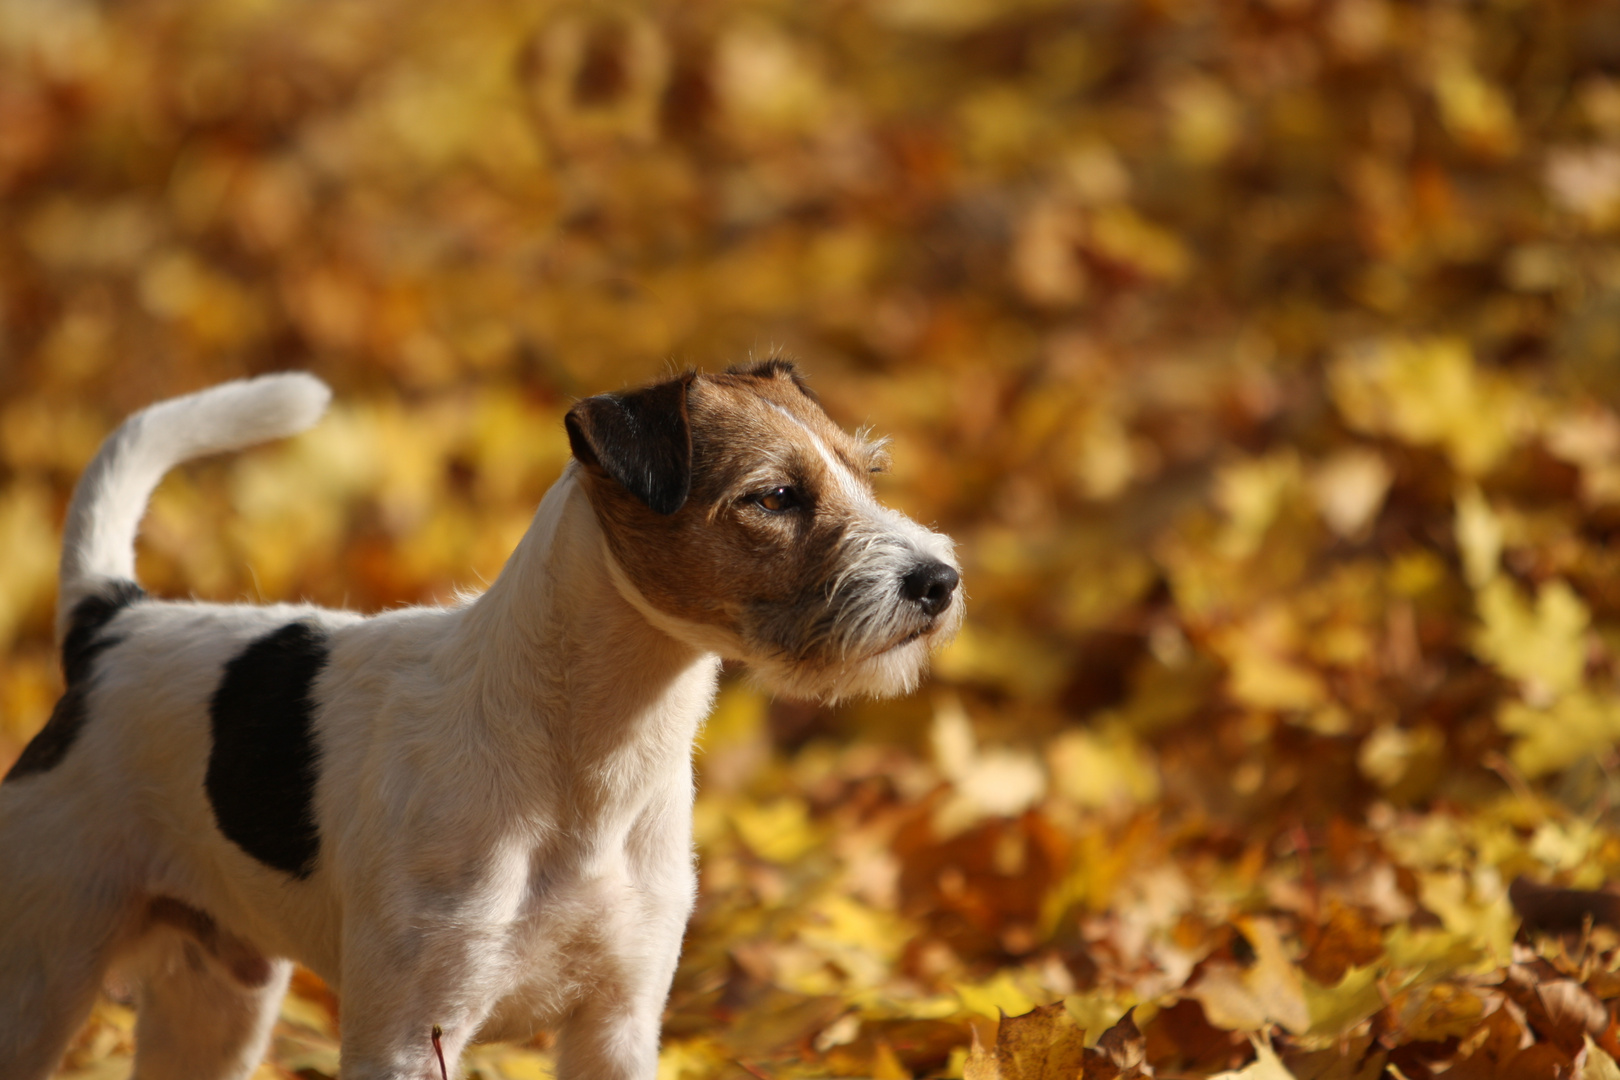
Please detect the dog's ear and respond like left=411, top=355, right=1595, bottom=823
left=565, top=374, right=694, bottom=515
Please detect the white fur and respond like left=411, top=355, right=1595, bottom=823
left=56, top=372, right=331, bottom=636
left=0, top=373, right=954, bottom=1080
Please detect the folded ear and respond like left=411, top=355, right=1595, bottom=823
left=565, top=373, right=694, bottom=515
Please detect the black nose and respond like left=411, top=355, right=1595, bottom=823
left=900, top=561, right=959, bottom=618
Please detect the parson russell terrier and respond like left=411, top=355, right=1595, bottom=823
left=0, top=360, right=961, bottom=1080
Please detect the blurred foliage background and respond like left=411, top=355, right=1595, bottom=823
left=8, top=0, right=1620, bottom=1077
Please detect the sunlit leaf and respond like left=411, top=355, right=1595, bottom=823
left=1454, top=483, right=1502, bottom=589
left=1499, top=690, right=1620, bottom=778
left=1581, top=1036, right=1620, bottom=1080
left=1209, top=1037, right=1298, bottom=1080
left=1474, top=576, right=1589, bottom=702
left=1331, top=338, right=1526, bottom=476
left=1191, top=919, right=1311, bottom=1035
left=1046, top=726, right=1160, bottom=811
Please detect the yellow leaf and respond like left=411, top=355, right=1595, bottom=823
left=56, top=1063, right=133, bottom=1080
left=658, top=1039, right=727, bottom=1080
left=714, top=23, right=828, bottom=135
left=930, top=697, right=1047, bottom=827
left=1046, top=726, right=1160, bottom=811
left=1473, top=576, right=1589, bottom=700
left=279, top=991, right=338, bottom=1038
left=1190, top=918, right=1311, bottom=1034
left=1068, top=994, right=1139, bottom=1049
left=694, top=685, right=768, bottom=761
left=1, top=652, right=57, bottom=746
left=0, top=483, right=59, bottom=654
left=1417, top=869, right=1516, bottom=969
left=463, top=1046, right=556, bottom=1080
left=1087, top=205, right=1191, bottom=282
left=270, top=1027, right=342, bottom=1078
left=1529, top=818, right=1600, bottom=872
left=1403, top=983, right=1486, bottom=1042
left=1304, top=964, right=1384, bottom=1041
left=1357, top=725, right=1443, bottom=795
left=730, top=797, right=818, bottom=864
left=1453, top=483, right=1502, bottom=588
left=873, top=1039, right=913, bottom=1080
left=955, top=970, right=1048, bottom=1022
left=1211, top=1037, right=1300, bottom=1080
left=1165, top=73, right=1242, bottom=165
left=1581, top=1035, right=1620, bottom=1080
left=1312, top=449, right=1391, bottom=539
left=794, top=893, right=912, bottom=991
left=1499, top=689, right=1620, bottom=778
left=1212, top=607, right=1326, bottom=713
left=1432, top=60, right=1519, bottom=155
left=1547, top=147, right=1620, bottom=228
left=1331, top=337, right=1524, bottom=476
left=1228, top=651, right=1326, bottom=712
left=1544, top=407, right=1620, bottom=506
left=933, top=621, right=1070, bottom=701
left=1215, top=453, right=1303, bottom=561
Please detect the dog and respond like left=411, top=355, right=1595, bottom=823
left=0, top=359, right=961, bottom=1080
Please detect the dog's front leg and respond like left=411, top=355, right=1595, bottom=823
left=335, top=917, right=509, bottom=1080
left=553, top=976, right=668, bottom=1080
left=552, top=882, right=692, bottom=1079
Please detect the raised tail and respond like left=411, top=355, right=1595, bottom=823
left=56, top=372, right=331, bottom=640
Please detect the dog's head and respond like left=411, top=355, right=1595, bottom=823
left=566, top=359, right=962, bottom=701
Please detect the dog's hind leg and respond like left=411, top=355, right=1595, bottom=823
left=0, top=928, right=121, bottom=1079
left=0, top=861, right=133, bottom=1080
left=128, top=927, right=292, bottom=1080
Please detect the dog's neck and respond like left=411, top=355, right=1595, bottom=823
left=450, top=466, right=719, bottom=815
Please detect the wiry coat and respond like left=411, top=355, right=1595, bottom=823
left=0, top=363, right=960, bottom=1080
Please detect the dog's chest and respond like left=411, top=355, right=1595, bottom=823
left=477, top=820, right=693, bottom=1033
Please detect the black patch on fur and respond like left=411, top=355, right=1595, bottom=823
left=206, top=620, right=329, bottom=879
left=5, top=581, right=146, bottom=783
left=566, top=372, right=694, bottom=515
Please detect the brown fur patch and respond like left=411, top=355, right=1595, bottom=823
left=573, top=362, right=944, bottom=684
left=147, top=896, right=273, bottom=987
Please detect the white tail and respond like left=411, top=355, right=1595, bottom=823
left=57, top=372, right=331, bottom=640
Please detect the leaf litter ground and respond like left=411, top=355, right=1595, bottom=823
left=5, top=0, right=1620, bottom=1077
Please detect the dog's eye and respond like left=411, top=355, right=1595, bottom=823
left=755, top=486, right=801, bottom=513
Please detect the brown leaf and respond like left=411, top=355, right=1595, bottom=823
left=1535, top=979, right=1609, bottom=1048
left=992, top=1003, right=1089, bottom=1080
left=1301, top=903, right=1384, bottom=985
left=1142, top=999, right=1251, bottom=1076
left=1093, top=1008, right=1151, bottom=1078
left=1447, top=1004, right=1530, bottom=1080
left=719, top=990, right=846, bottom=1058
left=1498, top=1041, right=1575, bottom=1080
left=964, top=1024, right=1002, bottom=1080
left=1509, top=876, right=1620, bottom=935
left=821, top=1019, right=973, bottom=1077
